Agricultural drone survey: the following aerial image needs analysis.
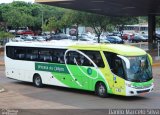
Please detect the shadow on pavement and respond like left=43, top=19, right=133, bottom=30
left=14, top=81, right=148, bottom=101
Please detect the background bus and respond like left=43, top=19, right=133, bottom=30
left=121, top=24, right=148, bottom=34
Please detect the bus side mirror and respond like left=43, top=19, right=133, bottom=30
left=147, top=54, right=153, bottom=65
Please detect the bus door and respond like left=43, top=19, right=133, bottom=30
left=65, top=50, right=104, bottom=90
left=104, top=52, right=126, bottom=95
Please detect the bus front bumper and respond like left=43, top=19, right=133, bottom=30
left=125, top=84, right=154, bottom=96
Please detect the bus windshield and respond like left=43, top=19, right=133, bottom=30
left=122, top=55, right=152, bottom=82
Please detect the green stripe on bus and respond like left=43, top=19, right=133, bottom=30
left=35, top=63, right=69, bottom=74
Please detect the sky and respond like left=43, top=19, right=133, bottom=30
left=0, top=0, right=35, bottom=4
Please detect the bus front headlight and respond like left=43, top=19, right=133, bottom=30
left=126, top=83, right=132, bottom=87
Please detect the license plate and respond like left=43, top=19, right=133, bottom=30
left=140, top=92, right=147, bottom=96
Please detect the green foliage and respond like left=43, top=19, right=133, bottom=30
left=47, top=17, right=59, bottom=32
left=0, top=31, right=14, bottom=39
left=0, top=1, right=66, bottom=30
left=70, top=11, right=85, bottom=25
left=42, top=24, right=49, bottom=32
left=109, top=16, right=138, bottom=26
left=59, top=10, right=72, bottom=28
left=2, top=9, right=26, bottom=28
left=82, top=13, right=108, bottom=42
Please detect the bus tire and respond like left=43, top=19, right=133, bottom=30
left=95, top=82, right=108, bottom=98
left=33, top=74, right=43, bottom=88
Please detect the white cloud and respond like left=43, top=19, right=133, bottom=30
left=0, top=0, right=35, bottom=4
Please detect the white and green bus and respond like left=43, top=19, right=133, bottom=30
left=5, top=41, right=154, bottom=97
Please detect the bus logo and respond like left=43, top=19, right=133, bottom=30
left=87, top=68, right=92, bottom=75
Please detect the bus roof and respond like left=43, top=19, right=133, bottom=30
left=6, top=41, right=146, bottom=56
left=102, top=44, right=146, bottom=56
left=70, top=44, right=146, bottom=56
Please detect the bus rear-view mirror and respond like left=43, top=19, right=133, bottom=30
left=117, top=55, right=130, bottom=69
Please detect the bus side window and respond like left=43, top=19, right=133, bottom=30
left=58, top=56, right=64, bottom=63
left=81, top=51, right=104, bottom=67
left=104, top=52, right=115, bottom=71
left=52, top=52, right=58, bottom=63
left=79, top=51, right=92, bottom=66
left=55, top=49, right=66, bottom=64
left=39, top=49, right=52, bottom=62
left=104, top=52, right=125, bottom=79
left=14, top=47, right=26, bottom=60
left=114, top=58, right=125, bottom=78
left=6, top=46, right=15, bottom=59
left=26, top=48, right=38, bottom=61
left=67, top=52, right=76, bottom=65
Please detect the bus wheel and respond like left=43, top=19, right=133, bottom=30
left=33, top=74, right=43, bottom=88
left=95, top=82, right=108, bottom=98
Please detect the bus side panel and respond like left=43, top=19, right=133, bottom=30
left=5, top=57, right=34, bottom=82
left=5, top=57, right=68, bottom=87
left=5, top=57, right=26, bottom=81
left=50, top=65, right=92, bottom=90
left=34, top=71, right=68, bottom=87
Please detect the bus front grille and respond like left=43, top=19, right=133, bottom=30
left=137, top=89, right=150, bottom=94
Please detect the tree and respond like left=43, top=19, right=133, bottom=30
left=0, top=1, right=67, bottom=32
left=0, top=31, right=14, bottom=39
left=83, top=13, right=110, bottom=43
left=2, top=9, right=24, bottom=29
left=0, top=31, right=14, bottom=45
left=69, top=11, right=86, bottom=39
left=59, top=10, right=73, bottom=34
left=46, top=17, right=60, bottom=34
left=156, top=16, right=160, bottom=27
left=2, top=9, right=34, bottom=31
left=23, top=14, right=35, bottom=27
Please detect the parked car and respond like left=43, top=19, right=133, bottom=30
left=111, top=31, right=122, bottom=37
left=16, top=30, right=34, bottom=35
left=100, top=39, right=110, bottom=43
left=13, top=35, right=24, bottom=42
left=21, top=35, right=34, bottom=41
left=106, top=36, right=124, bottom=44
left=79, top=33, right=95, bottom=39
left=78, top=35, right=96, bottom=42
left=49, top=33, right=70, bottom=40
left=142, top=34, right=148, bottom=41
left=42, top=35, right=51, bottom=41
left=132, top=35, right=148, bottom=43
left=69, top=36, right=77, bottom=40
left=32, top=36, right=46, bottom=41
left=121, top=33, right=134, bottom=40
left=9, top=30, right=16, bottom=34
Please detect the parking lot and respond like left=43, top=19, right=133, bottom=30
left=0, top=66, right=159, bottom=111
